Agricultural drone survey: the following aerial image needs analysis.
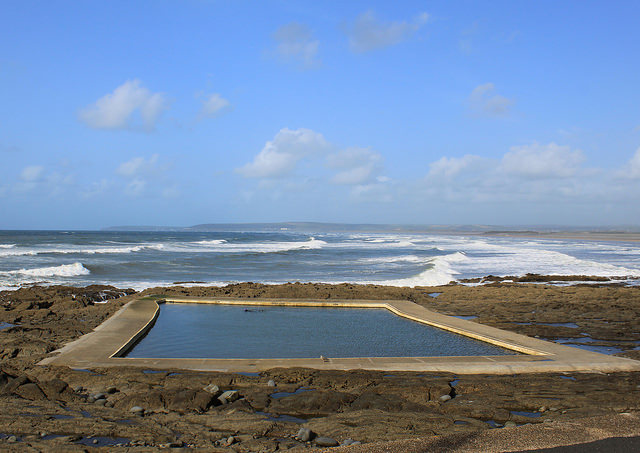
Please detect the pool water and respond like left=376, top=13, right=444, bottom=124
left=126, top=303, right=517, bottom=359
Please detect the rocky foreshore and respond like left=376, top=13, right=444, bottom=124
left=1, top=281, right=639, bottom=451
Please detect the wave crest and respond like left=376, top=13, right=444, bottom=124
left=3, top=262, right=91, bottom=278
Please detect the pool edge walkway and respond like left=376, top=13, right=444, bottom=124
left=39, top=296, right=640, bottom=374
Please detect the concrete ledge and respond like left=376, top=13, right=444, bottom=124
left=39, top=296, right=640, bottom=374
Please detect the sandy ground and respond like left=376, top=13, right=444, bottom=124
left=1, top=281, right=639, bottom=451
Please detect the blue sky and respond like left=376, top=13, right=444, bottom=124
left=1, top=0, right=639, bottom=229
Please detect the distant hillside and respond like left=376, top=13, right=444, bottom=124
left=102, top=222, right=640, bottom=234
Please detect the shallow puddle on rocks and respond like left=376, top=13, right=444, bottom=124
left=270, top=387, right=314, bottom=399
left=558, top=375, right=576, bottom=381
left=553, top=338, right=625, bottom=355
left=428, top=293, right=442, bottom=298
left=0, top=322, right=16, bottom=331
left=236, top=372, right=261, bottom=377
left=255, top=411, right=307, bottom=424
left=452, top=315, right=478, bottom=320
left=510, top=411, right=541, bottom=418
left=75, top=436, right=130, bottom=447
left=50, top=414, right=75, bottom=420
left=71, top=368, right=102, bottom=376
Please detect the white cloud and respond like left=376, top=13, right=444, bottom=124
left=116, top=154, right=172, bottom=197
left=500, top=143, right=584, bottom=179
left=327, top=147, right=382, bottom=185
left=117, top=155, right=159, bottom=177
left=348, top=10, right=429, bottom=53
left=427, top=154, right=483, bottom=179
left=200, top=93, right=230, bottom=118
left=125, top=178, right=147, bottom=196
left=618, top=147, right=640, bottom=179
left=20, top=165, right=44, bottom=182
left=237, top=128, right=330, bottom=179
left=272, top=22, right=319, bottom=68
left=15, top=165, right=74, bottom=195
left=79, top=79, right=168, bottom=131
left=469, top=83, right=514, bottom=117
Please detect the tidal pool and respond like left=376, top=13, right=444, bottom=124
left=126, top=303, right=517, bottom=359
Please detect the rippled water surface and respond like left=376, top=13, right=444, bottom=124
left=126, top=304, right=517, bottom=358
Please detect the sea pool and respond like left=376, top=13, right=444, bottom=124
left=126, top=304, right=516, bottom=359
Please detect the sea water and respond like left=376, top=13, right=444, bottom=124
left=126, top=304, right=516, bottom=358
left=0, top=230, right=639, bottom=291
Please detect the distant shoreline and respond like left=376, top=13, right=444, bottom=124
left=477, top=231, right=640, bottom=242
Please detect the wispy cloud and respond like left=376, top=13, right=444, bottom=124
left=327, top=147, right=382, bottom=185
left=116, top=154, right=175, bottom=197
left=500, top=143, right=584, bottom=179
left=272, top=22, right=320, bottom=68
left=79, top=79, right=168, bottom=131
left=198, top=93, right=231, bottom=118
left=347, top=10, right=429, bottom=53
left=237, top=128, right=330, bottom=179
left=469, top=83, right=514, bottom=117
left=237, top=128, right=392, bottom=202
left=617, top=147, right=640, bottom=179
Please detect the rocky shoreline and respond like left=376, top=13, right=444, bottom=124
left=1, top=282, right=639, bottom=451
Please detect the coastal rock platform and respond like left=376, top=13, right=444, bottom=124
left=1, top=282, right=639, bottom=451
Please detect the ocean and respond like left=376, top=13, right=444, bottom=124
left=0, top=230, right=639, bottom=291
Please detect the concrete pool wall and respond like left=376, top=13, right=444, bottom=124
left=40, top=296, right=640, bottom=374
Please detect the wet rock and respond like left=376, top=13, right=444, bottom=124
left=218, top=390, right=240, bottom=405
left=92, top=393, right=106, bottom=400
left=439, top=394, right=452, bottom=402
left=504, top=421, right=517, bottom=428
left=7, top=435, right=17, bottom=442
left=315, top=436, right=339, bottom=447
left=296, top=427, right=315, bottom=442
left=106, top=386, right=117, bottom=394
left=94, top=398, right=107, bottom=406
left=267, top=379, right=276, bottom=387
left=341, top=438, right=355, bottom=446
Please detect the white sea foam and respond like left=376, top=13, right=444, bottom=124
left=159, top=237, right=327, bottom=254
left=375, top=252, right=469, bottom=287
left=0, top=244, right=16, bottom=249
left=192, top=239, right=227, bottom=245
left=0, top=243, right=166, bottom=257
left=2, top=262, right=91, bottom=278
left=356, top=255, right=426, bottom=265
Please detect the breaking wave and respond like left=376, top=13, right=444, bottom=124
left=2, top=262, right=91, bottom=278
left=376, top=252, right=468, bottom=287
